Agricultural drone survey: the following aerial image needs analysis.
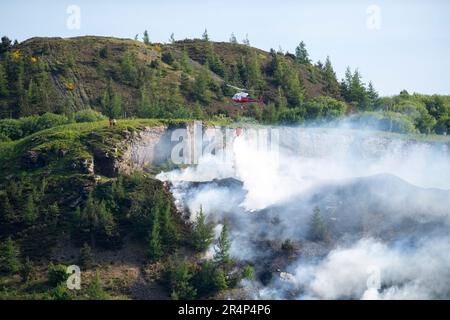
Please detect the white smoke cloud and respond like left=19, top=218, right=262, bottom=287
left=157, top=126, right=450, bottom=300
left=272, top=237, right=450, bottom=300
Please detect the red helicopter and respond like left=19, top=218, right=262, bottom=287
left=228, top=85, right=263, bottom=106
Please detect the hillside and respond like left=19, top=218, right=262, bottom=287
left=0, top=36, right=335, bottom=119
left=0, top=119, right=255, bottom=300
left=1, top=36, right=448, bottom=135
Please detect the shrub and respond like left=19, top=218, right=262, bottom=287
left=48, top=263, right=69, bottom=287
left=241, top=265, right=255, bottom=281
left=0, top=113, right=71, bottom=140
left=36, top=112, right=70, bottom=130
left=50, top=283, right=73, bottom=300
left=278, top=107, right=304, bottom=125
left=0, top=119, right=23, bottom=140
left=304, top=96, right=347, bottom=120
left=20, top=257, right=36, bottom=283
left=0, top=132, right=11, bottom=142
left=162, top=51, right=175, bottom=65
left=73, top=109, right=106, bottom=123
left=18, top=113, right=70, bottom=136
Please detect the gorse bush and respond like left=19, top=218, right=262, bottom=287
left=73, top=109, right=106, bottom=123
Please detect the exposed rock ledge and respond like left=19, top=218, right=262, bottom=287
left=90, top=125, right=450, bottom=178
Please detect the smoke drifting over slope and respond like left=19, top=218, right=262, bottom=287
left=157, top=127, right=450, bottom=300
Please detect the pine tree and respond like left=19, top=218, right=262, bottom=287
left=0, top=63, right=9, bottom=97
left=191, top=207, right=214, bottom=252
left=192, top=102, right=204, bottom=120
left=213, top=267, right=228, bottom=291
left=24, top=194, right=38, bottom=225
left=202, top=29, right=209, bottom=42
left=87, top=272, right=109, bottom=300
left=96, top=201, right=116, bottom=239
left=229, top=33, right=237, bottom=44
left=19, top=79, right=34, bottom=117
left=79, top=193, right=99, bottom=246
left=308, top=207, right=329, bottom=242
left=295, top=41, right=310, bottom=64
left=148, top=207, right=163, bottom=261
left=367, top=81, right=379, bottom=109
left=206, top=45, right=226, bottom=78
left=340, top=66, right=353, bottom=101
left=0, top=237, right=20, bottom=274
left=121, top=52, right=138, bottom=84
left=263, top=103, right=278, bottom=123
left=350, top=69, right=369, bottom=109
left=214, top=224, right=231, bottom=267
left=1, top=194, right=17, bottom=223
left=143, top=30, right=150, bottom=45
left=112, top=175, right=126, bottom=199
left=111, top=92, right=123, bottom=118
left=169, top=33, right=175, bottom=44
left=101, top=80, right=123, bottom=118
left=49, top=202, right=60, bottom=218
left=242, top=34, right=250, bottom=46
left=79, top=243, right=93, bottom=268
left=0, top=36, right=12, bottom=54
left=169, top=257, right=197, bottom=300
left=194, top=64, right=211, bottom=103
left=20, top=257, right=36, bottom=283
left=178, top=49, right=192, bottom=75
left=137, top=84, right=156, bottom=118
left=323, top=56, right=340, bottom=97
left=101, top=80, right=112, bottom=117
left=7, top=51, right=25, bottom=108
left=161, top=200, right=178, bottom=250
left=245, top=53, right=263, bottom=90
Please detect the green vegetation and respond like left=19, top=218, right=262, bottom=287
left=191, top=207, right=214, bottom=252
left=165, top=218, right=241, bottom=299
left=86, top=272, right=110, bottom=300
left=0, top=110, right=105, bottom=141
left=168, top=256, right=197, bottom=300
left=47, top=263, right=69, bottom=287
left=0, top=33, right=449, bottom=300
left=0, top=237, right=20, bottom=274
left=308, top=207, right=329, bottom=242
left=0, top=117, right=209, bottom=300
left=0, top=35, right=447, bottom=135
left=214, top=224, right=231, bottom=266
left=78, top=243, right=93, bottom=269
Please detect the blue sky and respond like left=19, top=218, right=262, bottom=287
left=1, top=0, right=449, bottom=96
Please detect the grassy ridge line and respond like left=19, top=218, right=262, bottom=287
left=0, top=119, right=188, bottom=175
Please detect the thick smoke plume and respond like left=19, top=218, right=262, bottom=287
left=157, top=126, right=450, bottom=300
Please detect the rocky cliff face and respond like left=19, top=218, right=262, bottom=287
left=91, top=124, right=450, bottom=178
left=117, top=125, right=172, bottom=174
